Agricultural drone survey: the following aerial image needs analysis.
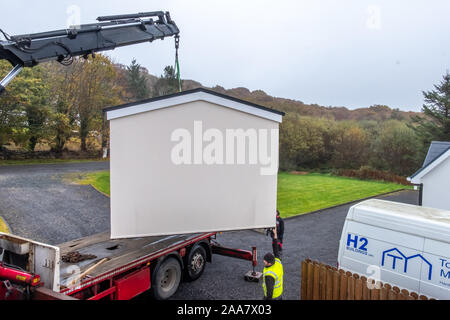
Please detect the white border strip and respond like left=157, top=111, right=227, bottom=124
left=106, top=92, right=283, bottom=123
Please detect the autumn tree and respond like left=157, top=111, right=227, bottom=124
left=331, top=122, right=368, bottom=169
left=75, top=55, right=122, bottom=151
left=371, top=121, right=422, bottom=175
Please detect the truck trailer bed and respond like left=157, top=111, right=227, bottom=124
left=58, top=232, right=213, bottom=292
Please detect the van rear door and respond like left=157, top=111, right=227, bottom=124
left=339, top=220, right=425, bottom=293
left=420, top=239, right=450, bottom=299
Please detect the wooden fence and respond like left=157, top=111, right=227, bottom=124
left=301, top=259, right=433, bottom=300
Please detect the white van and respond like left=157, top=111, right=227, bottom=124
left=338, top=199, right=450, bottom=300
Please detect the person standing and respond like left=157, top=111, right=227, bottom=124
left=262, top=251, right=284, bottom=300
left=267, top=210, right=284, bottom=257
left=275, top=210, right=284, bottom=250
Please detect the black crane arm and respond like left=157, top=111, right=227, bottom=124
left=0, top=11, right=179, bottom=95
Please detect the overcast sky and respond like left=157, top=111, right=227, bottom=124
left=1, top=0, right=449, bottom=111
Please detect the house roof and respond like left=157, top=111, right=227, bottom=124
left=423, top=141, right=450, bottom=167
left=104, top=88, right=285, bottom=123
left=408, top=141, right=450, bottom=182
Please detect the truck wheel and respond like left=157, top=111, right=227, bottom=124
left=152, top=257, right=182, bottom=300
left=185, top=245, right=207, bottom=282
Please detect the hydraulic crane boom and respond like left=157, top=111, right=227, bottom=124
left=0, top=11, right=179, bottom=95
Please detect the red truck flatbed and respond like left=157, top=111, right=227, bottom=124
left=0, top=231, right=255, bottom=300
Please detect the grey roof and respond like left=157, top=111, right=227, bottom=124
left=409, top=141, right=450, bottom=179
left=423, top=141, right=450, bottom=167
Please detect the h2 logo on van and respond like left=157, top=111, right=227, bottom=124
left=346, top=233, right=372, bottom=256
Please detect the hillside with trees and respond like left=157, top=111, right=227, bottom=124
left=1, top=54, right=447, bottom=179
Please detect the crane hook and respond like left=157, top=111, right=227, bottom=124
left=174, top=35, right=182, bottom=93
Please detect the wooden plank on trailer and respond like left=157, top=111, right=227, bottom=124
left=33, top=287, right=78, bottom=300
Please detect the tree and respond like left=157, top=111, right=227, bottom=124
left=0, top=61, right=51, bottom=150
left=44, top=61, right=79, bottom=153
left=21, top=67, right=51, bottom=151
left=154, top=66, right=179, bottom=97
left=75, top=55, right=122, bottom=152
left=45, top=55, right=122, bottom=152
left=126, top=59, right=151, bottom=101
left=410, top=71, right=450, bottom=145
left=331, top=122, right=368, bottom=169
left=371, top=121, right=422, bottom=176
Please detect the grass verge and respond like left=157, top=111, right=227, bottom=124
left=70, top=171, right=110, bottom=196
left=0, top=217, right=10, bottom=233
left=0, top=159, right=108, bottom=167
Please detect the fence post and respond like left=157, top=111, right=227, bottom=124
left=306, top=260, right=314, bottom=300
left=326, top=267, right=334, bottom=300
left=354, top=275, right=362, bottom=300
left=312, top=262, right=320, bottom=300
left=319, top=265, right=327, bottom=300
left=301, top=260, right=308, bottom=300
left=347, top=272, right=355, bottom=300
left=361, top=276, right=369, bottom=300
left=332, top=268, right=340, bottom=300
left=339, top=270, right=347, bottom=300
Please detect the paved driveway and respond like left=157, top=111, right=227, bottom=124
left=172, top=189, right=419, bottom=300
left=0, top=162, right=110, bottom=245
left=0, top=162, right=418, bottom=299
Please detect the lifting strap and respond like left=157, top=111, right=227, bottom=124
left=174, top=35, right=182, bottom=93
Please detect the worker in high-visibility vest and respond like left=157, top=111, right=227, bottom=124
left=262, top=253, right=284, bottom=300
left=262, top=227, right=284, bottom=300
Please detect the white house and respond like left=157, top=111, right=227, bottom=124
left=104, top=88, right=284, bottom=239
left=408, top=141, right=450, bottom=211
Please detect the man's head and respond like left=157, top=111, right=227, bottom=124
left=264, top=253, right=275, bottom=267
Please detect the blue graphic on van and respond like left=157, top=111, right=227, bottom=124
left=346, top=233, right=369, bottom=255
left=382, top=248, right=433, bottom=281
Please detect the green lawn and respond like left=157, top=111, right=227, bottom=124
left=278, top=172, right=411, bottom=218
left=74, top=171, right=411, bottom=218
left=73, top=171, right=111, bottom=196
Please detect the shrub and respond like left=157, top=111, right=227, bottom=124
left=334, top=166, right=411, bottom=185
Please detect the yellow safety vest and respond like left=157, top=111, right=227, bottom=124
left=263, top=258, right=283, bottom=299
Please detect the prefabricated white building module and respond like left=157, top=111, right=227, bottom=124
left=105, top=88, right=285, bottom=239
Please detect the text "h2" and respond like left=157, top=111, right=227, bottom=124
left=347, top=234, right=368, bottom=252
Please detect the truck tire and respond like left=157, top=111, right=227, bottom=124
left=185, top=244, right=207, bottom=282
left=151, top=257, right=182, bottom=300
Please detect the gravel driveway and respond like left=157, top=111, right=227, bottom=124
left=0, top=162, right=418, bottom=300
left=0, top=161, right=110, bottom=245
left=172, top=189, right=419, bottom=300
